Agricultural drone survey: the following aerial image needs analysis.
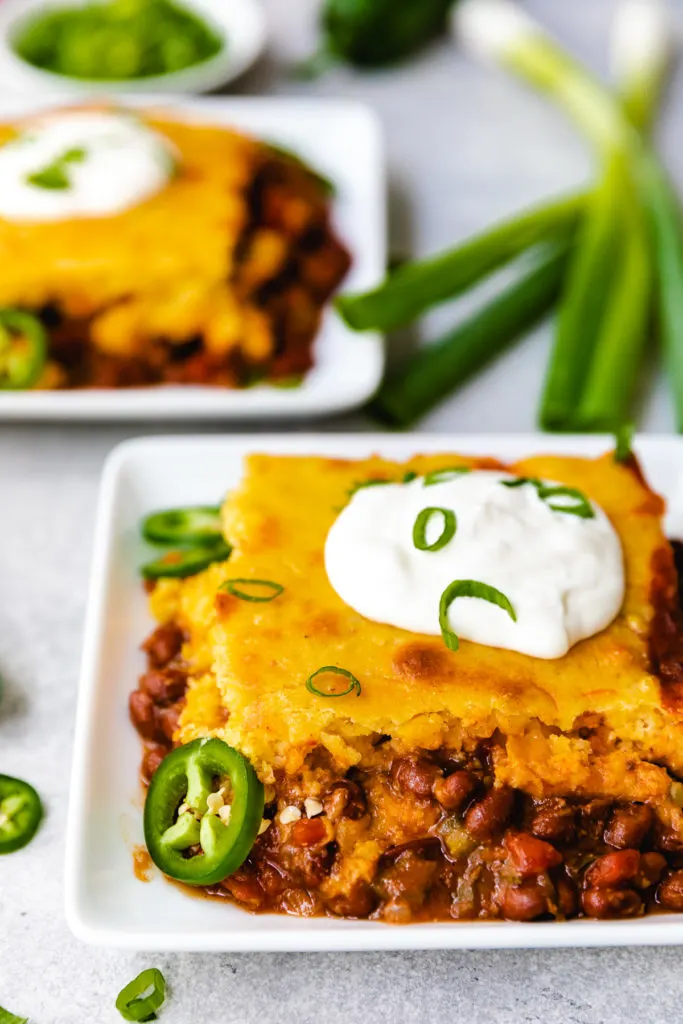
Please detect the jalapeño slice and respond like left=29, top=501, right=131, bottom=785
left=143, top=738, right=264, bottom=886
left=142, top=505, right=223, bottom=546
left=0, top=310, right=47, bottom=390
left=141, top=540, right=231, bottom=580
left=0, top=774, right=43, bottom=854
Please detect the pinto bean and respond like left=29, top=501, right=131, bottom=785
left=499, top=883, right=549, bottom=921
left=296, top=846, right=337, bottom=889
left=636, top=852, right=667, bottom=889
left=582, top=887, right=642, bottom=919
left=141, top=743, right=168, bottom=783
left=327, top=880, right=377, bottom=919
left=657, top=870, right=683, bottom=911
left=604, top=804, right=653, bottom=850
left=139, top=667, right=188, bottom=704
left=464, top=786, right=514, bottom=841
left=142, top=623, right=184, bottom=668
left=157, top=703, right=183, bottom=743
left=655, top=826, right=683, bottom=853
left=529, top=797, right=576, bottom=844
left=433, top=770, right=476, bottom=811
left=323, top=780, right=367, bottom=822
left=391, top=757, right=439, bottom=799
left=290, top=817, right=327, bottom=848
left=129, top=690, right=161, bottom=742
left=280, top=888, right=319, bottom=917
left=584, top=850, right=640, bottom=889
left=504, top=832, right=563, bottom=878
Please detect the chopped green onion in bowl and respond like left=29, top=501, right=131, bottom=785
left=12, top=0, right=223, bottom=81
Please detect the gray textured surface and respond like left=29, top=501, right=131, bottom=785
left=2, top=1, right=683, bottom=1021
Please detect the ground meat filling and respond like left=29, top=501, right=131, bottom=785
left=130, top=619, right=683, bottom=923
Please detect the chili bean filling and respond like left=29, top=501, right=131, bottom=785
left=131, top=592, right=683, bottom=923
left=37, top=152, right=351, bottom=390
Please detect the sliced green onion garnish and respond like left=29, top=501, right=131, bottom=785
left=219, top=579, right=284, bottom=602
left=614, top=424, right=634, bottom=463
left=500, top=478, right=594, bottom=518
left=537, top=485, right=595, bottom=519
left=412, top=507, right=457, bottom=552
left=348, top=472, right=417, bottom=499
left=305, top=666, right=361, bottom=698
left=501, top=476, right=542, bottom=489
left=115, top=968, right=166, bottom=1022
left=423, top=467, right=471, bottom=486
left=347, top=478, right=391, bottom=498
left=439, top=580, right=517, bottom=653
left=26, top=146, right=86, bottom=191
left=0, top=1006, right=28, bottom=1024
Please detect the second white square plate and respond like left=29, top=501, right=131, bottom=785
left=0, top=97, right=385, bottom=421
left=66, top=433, right=683, bottom=950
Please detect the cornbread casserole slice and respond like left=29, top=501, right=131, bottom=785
left=132, top=451, right=683, bottom=922
left=0, top=108, right=350, bottom=389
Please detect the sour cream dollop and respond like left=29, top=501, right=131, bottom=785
left=0, top=111, right=176, bottom=222
left=325, top=470, right=625, bottom=660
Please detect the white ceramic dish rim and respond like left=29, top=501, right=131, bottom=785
left=65, top=433, right=683, bottom=951
left=0, top=96, right=385, bottom=420
left=0, top=0, right=267, bottom=94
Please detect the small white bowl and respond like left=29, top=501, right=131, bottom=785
left=0, top=0, right=267, bottom=95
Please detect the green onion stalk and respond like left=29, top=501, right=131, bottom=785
left=610, top=1, right=683, bottom=431
left=337, top=190, right=584, bottom=332
left=453, top=0, right=674, bottom=431
left=369, top=243, right=569, bottom=428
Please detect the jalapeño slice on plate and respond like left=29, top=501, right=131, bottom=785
left=142, top=505, right=223, bottom=546
left=0, top=774, right=43, bottom=854
left=144, top=738, right=264, bottom=886
left=140, top=540, right=232, bottom=580
left=0, top=310, right=47, bottom=390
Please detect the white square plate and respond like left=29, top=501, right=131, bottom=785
left=66, top=433, right=683, bottom=950
left=0, top=97, right=385, bottom=421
